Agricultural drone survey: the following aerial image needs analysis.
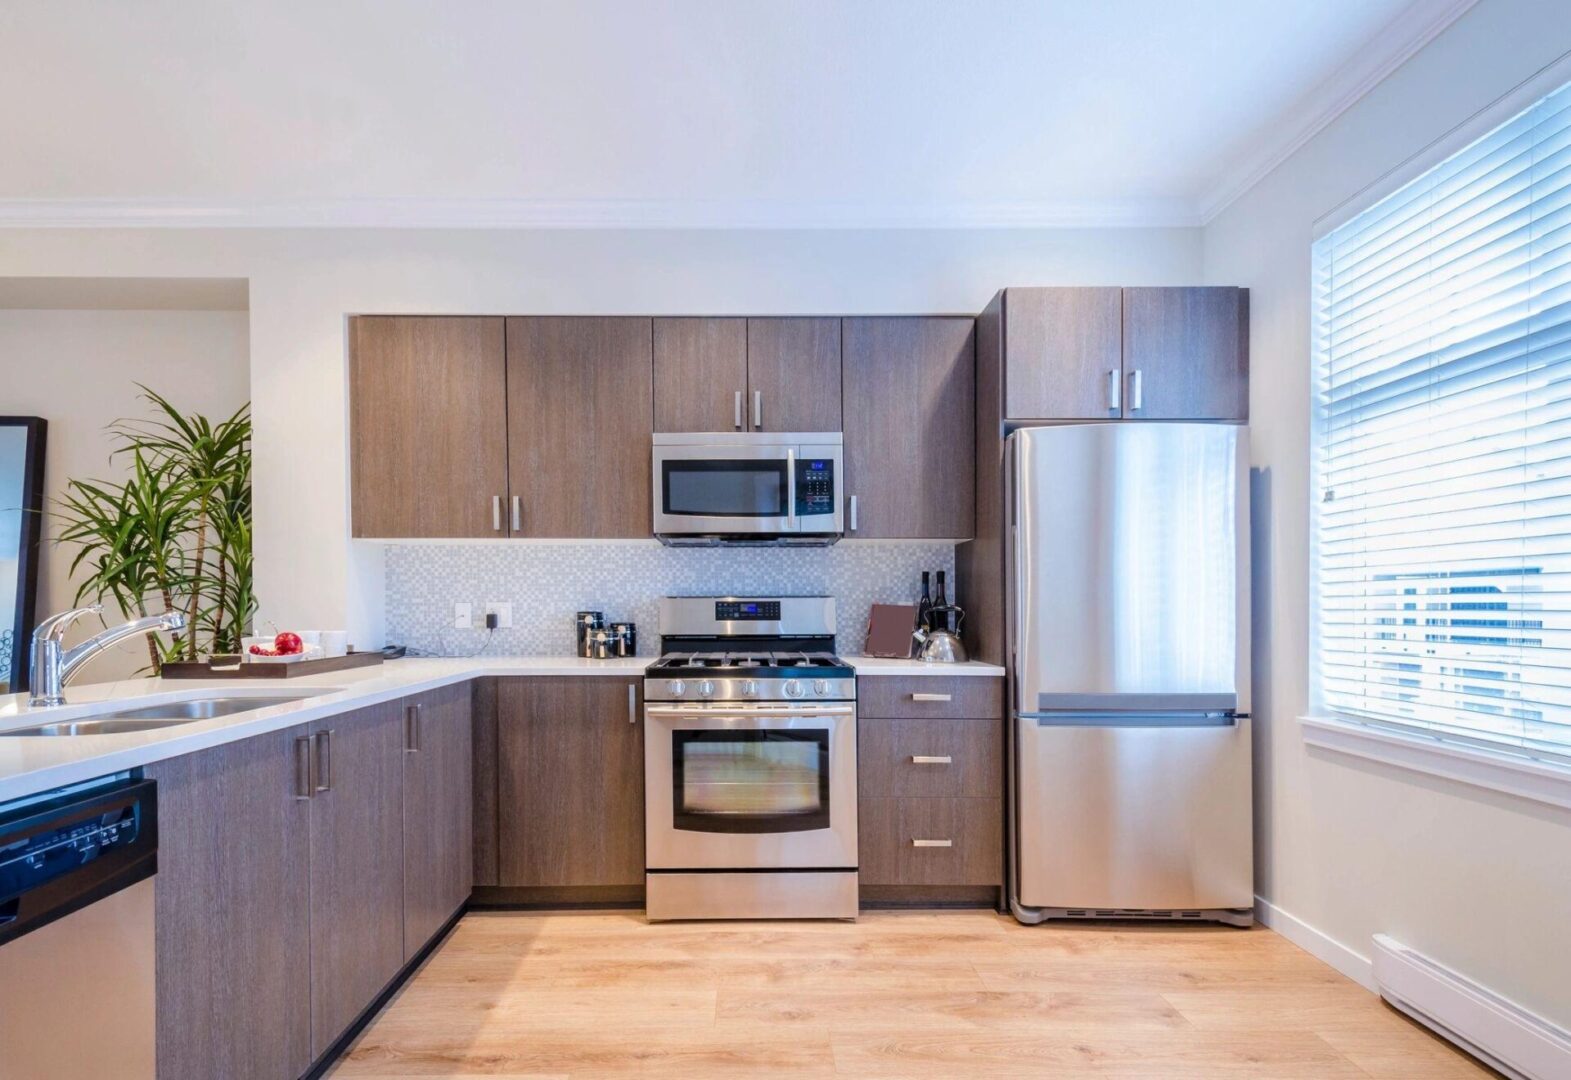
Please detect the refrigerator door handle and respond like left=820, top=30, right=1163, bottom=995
left=1021, top=711, right=1237, bottom=728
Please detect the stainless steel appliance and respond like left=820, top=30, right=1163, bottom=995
left=652, top=432, right=843, bottom=545
left=0, top=774, right=158, bottom=1078
left=1007, top=423, right=1252, bottom=926
left=644, top=596, right=857, bottom=919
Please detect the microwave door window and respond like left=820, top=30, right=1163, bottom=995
left=663, top=461, right=787, bottom=517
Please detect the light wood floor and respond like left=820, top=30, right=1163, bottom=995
left=330, top=910, right=1498, bottom=1079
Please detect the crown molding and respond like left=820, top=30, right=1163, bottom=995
left=0, top=195, right=1203, bottom=231
left=1198, top=0, right=1478, bottom=225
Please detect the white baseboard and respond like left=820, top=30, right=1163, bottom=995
left=1374, top=935, right=1571, bottom=1080
left=1254, top=895, right=1376, bottom=990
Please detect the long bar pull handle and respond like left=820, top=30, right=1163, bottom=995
left=1107, top=369, right=1121, bottom=412
left=912, top=839, right=953, bottom=848
left=294, top=734, right=313, bottom=799
left=492, top=495, right=502, bottom=531
left=734, top=390, right=743, bottom=430
left=849, top=494, right=858, bottom=532
left=911, top=755, right=953, bottom=765
left=313, top=730, right=333, bottom=793
left=911, top=692, right=952, bottom=703
left=753, top=389, right=762, bottom=429
left=1129, top=368, right=1144, bottom=412
left=405, top=703, right=421, bottom=752
left=627, top=683, right=637, bottom=724
left=786, top=449, right=797, bottom=528
left=511, top=495, right=522, bottom=533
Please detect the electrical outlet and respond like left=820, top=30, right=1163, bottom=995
left=484, top=602, right=513, bottom=629
left=453, top=602, right=472, bottom=629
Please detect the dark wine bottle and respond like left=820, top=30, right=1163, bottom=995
left=916, top=571, right=934, bottom=632
left=933, top=571, right=949, bottom=631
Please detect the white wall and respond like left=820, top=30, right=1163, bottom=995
left=0, top=308, right=250, bottom=681
left=0, top=226, right=1203, bottom=655
left=1205, top=0, right=1571, bottom=1027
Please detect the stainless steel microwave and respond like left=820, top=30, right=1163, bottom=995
left=652, top=432, right=843, bottom=545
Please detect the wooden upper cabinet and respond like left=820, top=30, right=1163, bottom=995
left=497, top=677, right=645, bottom=887
left=506, top=317, right=654, bottom=538
left=1122, top=287, right=1249, bottom=421
left=842, top=317, right=975, bottom=539
left=350, top=316, right=509, bottom=538
left=745, top=317, right=843, bottom=431
left=653, top=317, right=748, bottom=432
left=1001, top=288, right=1123, bottom=420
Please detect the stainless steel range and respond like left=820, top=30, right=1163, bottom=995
left=643, top=596, right=857, bottom=921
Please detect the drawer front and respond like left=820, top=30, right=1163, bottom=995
left=859, top=797, right=1002, bottom=886
left=859, top=717, right=1002, bottom=798
left=857, top=676, right=1002, bottom=720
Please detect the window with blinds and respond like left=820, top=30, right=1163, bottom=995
left=1312, top=77, right=1571, bottom=763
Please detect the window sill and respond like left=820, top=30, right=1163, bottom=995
left=1299, top=715, right=1571, bottom=812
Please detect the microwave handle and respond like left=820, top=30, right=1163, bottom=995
left=786, top=448, right=796, bottom=528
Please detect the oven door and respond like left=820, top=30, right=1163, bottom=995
left=644, top=703, right=858, bottom=870
left=652, top=439, right=843, bottom=537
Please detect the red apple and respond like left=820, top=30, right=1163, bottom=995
left=274, top=631, right=304, bottom=655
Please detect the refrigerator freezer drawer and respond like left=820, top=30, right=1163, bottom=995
left=1016, top=714, right=1252, bottom=911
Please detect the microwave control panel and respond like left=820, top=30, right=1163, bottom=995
left=795, top=458, right=836, bottom=517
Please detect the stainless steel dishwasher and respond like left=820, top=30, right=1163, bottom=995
left=0, top=774, right=158, bottom=1079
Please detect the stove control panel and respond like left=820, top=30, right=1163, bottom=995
left=714, top=600, right=780, bottom=621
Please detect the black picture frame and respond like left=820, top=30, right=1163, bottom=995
left=2, top=417, right=47, bottom=694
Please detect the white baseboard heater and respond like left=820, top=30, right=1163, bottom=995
left=1373, top=934, right=1571, bottom=1080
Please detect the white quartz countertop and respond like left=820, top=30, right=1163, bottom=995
left=0, top=653, right=1003, bottom=803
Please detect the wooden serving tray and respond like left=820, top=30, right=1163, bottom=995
left=161, top=650, right=385, bottom=679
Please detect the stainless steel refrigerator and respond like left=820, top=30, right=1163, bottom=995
left=1006, top=423, right=1253, bottom=926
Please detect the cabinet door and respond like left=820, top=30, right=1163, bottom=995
left=507, top=317, right=654, bottom=537
left=653, top=317, right=748, bottom=433
left=497, top=677, right=644, bottom=886
left=745, top=317, right=842, bottom=431
left=350, top=316, right=509, bottom=538
left=1122, top=287, right=1249, bottom=421
left=308, top=701, right=406, bottom=1057
left=1002, top=288, right=1122, bottom=420
left=147, top=729, right=311, bottom=1080
left=401, top=681, right=473, bottom=959
left=842, top=317, right=974, bottom=538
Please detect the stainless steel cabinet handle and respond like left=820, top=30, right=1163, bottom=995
left=1129, top=368, right=1144, bottom=411
left=294, top=734, right=313, bottom=799
left=491, top=495, right=502, bottom=531
left=752, top=389, right=762, bottom=429
left=1107, top=369, right=1121, bottom=412
left=911, top=692, right=952, bottom=702
left=912, top=839, right=953, bottom=848
left=786, top=448, right=797, bottom=528
left=911, top=755, right=953, bottom=765
left=627, top=683, right=637, bottom=724
left=849, top=494, right=858, bottom=532
left=405, top=703, right=421, bottom=752
left=734, top=390, right=743, bottom=430
left=511, top=495, right=521, bottom=532
left=313, top=730, right=333, bottom=793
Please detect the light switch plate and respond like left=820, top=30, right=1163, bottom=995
left=485, top=601, right=513, bottom=629
left=453, top=602, right=472, bottom=629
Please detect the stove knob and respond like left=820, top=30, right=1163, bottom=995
left=741, top=680, right=759, bottom=698
left=666, top=680, right=687, bottom=697
left=813, top=679, right=831, bottom=697
left=783, top=679, right=805, bottom=698
left=697, top=680, right=716, bottom=699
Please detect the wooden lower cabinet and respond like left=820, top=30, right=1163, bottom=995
left=401, top=682, right=473, bottom=959
left=146, top=729, right=312, bottom=1080
left=308, top=701, right=407, bottom=1057
left=860, top=797, right=1002, bottom=887
left=497, top=677, right=644, bottom=887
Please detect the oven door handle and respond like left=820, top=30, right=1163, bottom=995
left=644, top=703, right=855, bottom=721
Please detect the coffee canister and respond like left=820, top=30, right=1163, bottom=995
left=610, top=622, right=637, bottom=657
left=575, top=611, right=604, bottom=658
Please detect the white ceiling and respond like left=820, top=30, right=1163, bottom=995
left=0, top=0, right=1473, bottom=227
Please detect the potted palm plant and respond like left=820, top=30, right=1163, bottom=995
left=54, top=387, right=253, bottom=674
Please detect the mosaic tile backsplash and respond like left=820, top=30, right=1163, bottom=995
left=385, top=541, right=957, bottom=657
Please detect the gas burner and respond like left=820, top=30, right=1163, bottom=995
left=643, top=597, right=855, bottom=703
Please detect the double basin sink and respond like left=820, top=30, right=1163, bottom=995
left=1, top=691, right=334, bottom=737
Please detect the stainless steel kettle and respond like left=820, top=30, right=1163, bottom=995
left=917, top=629, right=968, bottom=663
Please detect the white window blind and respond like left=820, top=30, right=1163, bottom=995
left=1313, top=77, right=1571, bottom=763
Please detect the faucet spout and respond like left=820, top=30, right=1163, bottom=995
left=29, top=609, right=187, bottom=708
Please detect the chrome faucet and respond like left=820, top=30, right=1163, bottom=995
left=29, top=605, right=187, bottom=707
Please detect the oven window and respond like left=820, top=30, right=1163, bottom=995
left=662, top=460, right=787, bottom=517
left=672, top=730, right=830, bottom=834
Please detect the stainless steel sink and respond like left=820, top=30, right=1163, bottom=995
left=0, top=694, right=327, bottom=736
